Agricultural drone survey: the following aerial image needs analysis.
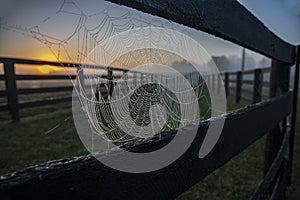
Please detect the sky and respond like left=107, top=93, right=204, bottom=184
left=0, top=0, right=298, bottom=74
left=238, top=0, right=300, bottom=45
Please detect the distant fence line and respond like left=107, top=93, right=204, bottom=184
left=224, top=68, right=271, bottom=104
left=0, top=57, right=270, bottom=121
left=0, top=57, right=142, bottom=121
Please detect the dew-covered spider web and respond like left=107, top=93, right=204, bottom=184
left=0, top=0, right=227, bottom=149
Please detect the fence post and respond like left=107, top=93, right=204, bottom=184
left=207, top=75, right=211, bottom=90
left=107, top=68, right=114, bottom=96
left=4, top=60, right=19, bottom=122
left=217, top=75, right=221, bottom=94
left=264, top=59, right=290, bottom=196
left=212, top=74, right=215, bottom=91
left=236, top=71, right=242, bottom=103
left=253, top=68, right=263, bottom=103
left=225, top=72, right=229, bottom=97
left=288, top=45, right=300, bottom=186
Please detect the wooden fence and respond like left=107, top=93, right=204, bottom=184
left=0, top=56, right=271, bottom=121
left=0, top=57, right=134, bottom=121
left=223, top=68, right=271, bottom=104
left=0, top=0, right=299, bottom=199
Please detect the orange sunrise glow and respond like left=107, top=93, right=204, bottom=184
left=37, top=65, right=64, bottom=75
left=36, top=54, right=64, bottom=75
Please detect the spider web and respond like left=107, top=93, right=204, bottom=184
left=0, top=0, right=215, bottom=147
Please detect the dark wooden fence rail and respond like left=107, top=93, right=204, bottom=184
left=1, top=0, right=299, bottom=199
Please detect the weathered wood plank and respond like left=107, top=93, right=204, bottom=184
left=243, top=80, right=254, bottom=85
left=242, top=69, right=256, bottom=75
left=241, top=89, right=253, bottom=95
left=18, top=97, right=72, bottom=109
left=16, top=75, right=77, bottom=80
left=0, top=92, right=292, bottom=200
left=241, top=96, right=252, bottom=103
left=262, top=68, right=271, bottom=73
left=17, top=86, right=73, bottom=94
left=0, top=57, right=80, bottom=68
left=0, top=57, right=128, bottom=72
left=0, top=104, right=8, bottom=111
left=0, top=90, right=6, bottom=97
left=108, top=0, right=295, bottom=64
left=16, top=74, right=119, bottom=81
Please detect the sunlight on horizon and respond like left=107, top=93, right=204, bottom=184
left=37, top=65, right=64, bottom=75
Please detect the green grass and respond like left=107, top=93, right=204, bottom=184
left=177, top=137, right=266, bottom=200
left=0, top=103, right=87, bottom=175
left=0, top=94, right=299, bottom=200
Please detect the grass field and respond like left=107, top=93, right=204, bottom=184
left=0, top=95, right=299, bottom=199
